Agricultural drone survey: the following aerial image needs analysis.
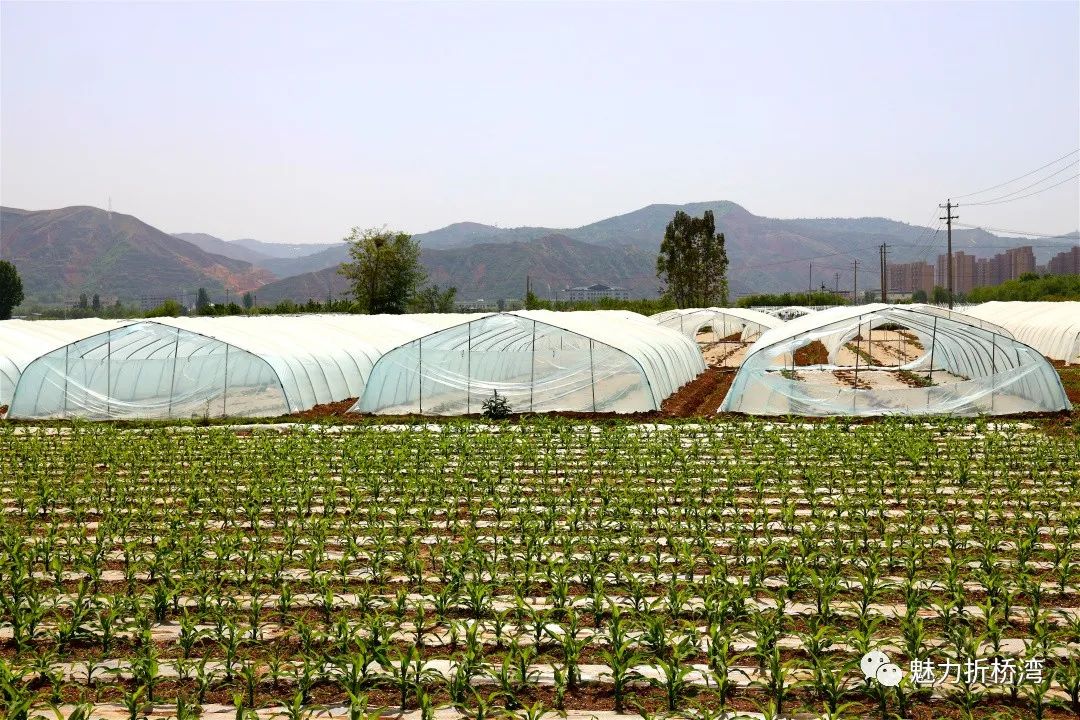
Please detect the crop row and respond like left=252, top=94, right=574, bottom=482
left=2, top=419, right=1079, bottom=719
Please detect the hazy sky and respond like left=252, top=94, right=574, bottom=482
left=2, top=1, right=1078, bottom=244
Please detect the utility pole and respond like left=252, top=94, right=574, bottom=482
left=939, top=199, right=959, bottom=309
left=853, top=259, right=858, bottom=304
left=808, top=262, right=813, bottom=305
left=834, top=272, right=840, bottom=294
left=879, top=243, right=889, bottom=303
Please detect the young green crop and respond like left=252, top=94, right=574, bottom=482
left=0, top=418, right=1077, bottom=717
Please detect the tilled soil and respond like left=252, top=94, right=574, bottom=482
left=793, top=340, right=829, bottom=365
left=658, top=366, right=736, bottom=416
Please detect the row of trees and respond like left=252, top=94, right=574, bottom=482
left=967, top=272, right=1080, bottom=302
left=737, top=291, right=847, bottom=308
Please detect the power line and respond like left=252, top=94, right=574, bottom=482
left=952, top=223, right=1079, bottom=239
left=952, top=148, right=1079, bottom=200
left=908, top=220, right=943, bottom=263
left=736, top=250, right=853, bottom=271
left=814, top=262, right=884, bottom=276
left=960, top=161, right=1078, bottom=206
left=959, top=173, right=1079, bottom=207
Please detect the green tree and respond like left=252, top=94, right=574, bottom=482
left=524, top=289, right=551, bottom=310
left=912, top=289, right=928, bottom=303
left=92, top=294, right=101, bottom=312
left=145, top=299, right=184, bottom=318
left=338, top=227, right=426, bottom=314
left=656, top=210, right=729, bottom=308
left=968, top=273, right=1080, bottom=302
left=409, top=285, right=457, bottom=313
left=195, top=288, right=212, bottom=314
left=0, top=260, right=25, bottom=320
left=738, top=291, right=846, bottom=308
left=931, top=285, right=949, bottom=304
left=242, top=291, right=255, bottom=310
left=79, top=293, right=89, bottom=310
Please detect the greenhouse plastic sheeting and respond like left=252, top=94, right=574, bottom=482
left=720, top=304, right=1070, bottom=416
left=10, top=322, right=288, bottom=419
left=651, top=307, right=783, bottom=342
left=7, top=314, right=472, bottom=419
left=352, top=310, right=705, bottom=415
left=766, top=306, right=819, bottom=320
left=0, top=318, right=133, bottom=411
left=905, top=304, right=1015, bottom=339
left=960, top=301, right=1080, bottom=363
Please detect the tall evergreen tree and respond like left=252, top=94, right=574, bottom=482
left=196, top=287, right=212, bottom=314
left=656, top=210, right=729, bottom=308
left=0, top=260, right=25, bottom=320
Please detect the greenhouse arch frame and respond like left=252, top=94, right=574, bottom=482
left=9, top=322, right=291, bottom=419
left=720, top=304, right=1070, bottom=416
left=352, top=310, right=705, bottom=415
left=651, top=307, right=782, bottom=342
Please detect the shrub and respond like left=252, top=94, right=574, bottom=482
left=481, top=390, right=511, bottom=419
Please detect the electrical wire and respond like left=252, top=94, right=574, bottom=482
left=958, top=174, right=1079, bottom=207
left=736, top=250, right=854, bottom=271
left=952, top=148, right=1079, bottom=200
left=952, top=223, right=1079, bottom=239
left=960, top=162, right=1078, bottom=206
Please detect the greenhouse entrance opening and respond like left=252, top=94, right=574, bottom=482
left=651, top=308, right=782, bottom=368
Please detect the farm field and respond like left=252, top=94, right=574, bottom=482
left=2, top=419, right=1079, bottom=720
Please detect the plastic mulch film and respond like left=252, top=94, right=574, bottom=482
left=720, top=304, right=1071, bottom=417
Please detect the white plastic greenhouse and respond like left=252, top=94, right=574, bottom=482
left=651, top=307, right=782, bottom=342
left=351, top=310, right=705, bottom=415
left=720, top=304, right=1071, bottom=416
left=6, top=314, right=471, bottom=419
left=906, top=304, right=1015, bottom=338
left=0, top=318, right=132, bottom=410
left=960, top=301, right=1080, bottom=364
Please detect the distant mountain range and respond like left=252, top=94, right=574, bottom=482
left=2, top=203, right=1075, bottom=306
left=254, top=234, right=661, bottom=304
left=1, top=206, right=273, bottom=303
